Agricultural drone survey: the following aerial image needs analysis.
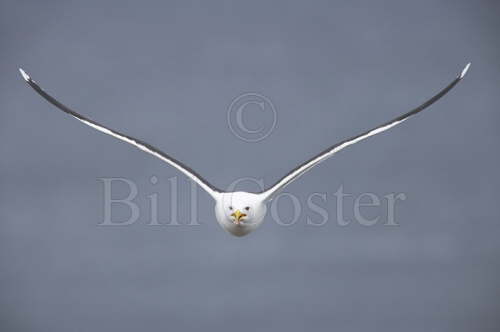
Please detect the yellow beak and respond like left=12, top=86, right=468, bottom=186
left=231, top=210, right=247, bottom=224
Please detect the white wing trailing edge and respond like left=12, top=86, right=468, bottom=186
left=19, top=68, right=221, bottom=199
left=19, top=68, right=30, bottom=81
left=261, top=63, right=471, bottom=201
left=460, top=63, right=471, bottom=79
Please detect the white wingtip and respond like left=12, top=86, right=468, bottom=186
left=19, top=68, right=30, bottom=81
left=460, top=62, right=471, bottom=79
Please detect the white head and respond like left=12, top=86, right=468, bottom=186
left=214, top=192, right=267, bottom=237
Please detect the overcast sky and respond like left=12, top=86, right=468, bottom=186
left=1, top=0, right=499, bottom=331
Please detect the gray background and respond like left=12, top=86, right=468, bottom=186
left=1, top=0, right=499, bottom=331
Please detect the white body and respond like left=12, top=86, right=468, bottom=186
left=214, top=192, right=267, bottom=237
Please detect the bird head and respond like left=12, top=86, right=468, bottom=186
left=214, top=192, right=267, bottom=237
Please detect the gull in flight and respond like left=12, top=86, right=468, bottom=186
left=19, top=64, right=470, bottom=236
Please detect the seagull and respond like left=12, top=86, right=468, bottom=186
left=19, top=64, right=470, bottom=236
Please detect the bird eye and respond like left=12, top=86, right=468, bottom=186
left=245, top=206, right=250, bottom=211
left=229, top=206, right=233, bottom=210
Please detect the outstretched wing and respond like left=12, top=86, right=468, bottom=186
left=19, top=69, right=222, bottom=198
left=261, top=63, right=471, bottom=201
